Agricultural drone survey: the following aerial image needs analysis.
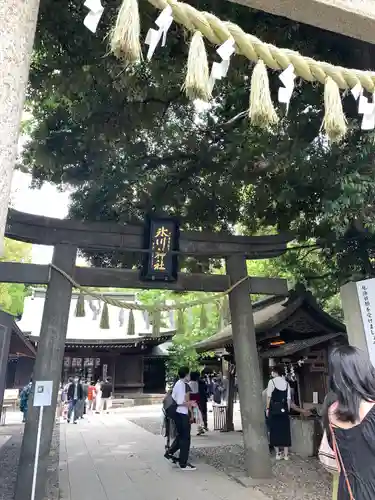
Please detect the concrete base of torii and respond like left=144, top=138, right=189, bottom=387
left=226, top=0, right=375, bottom=45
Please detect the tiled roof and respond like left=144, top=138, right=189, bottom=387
left=260, top=332, right=345, bottom=358
left=194, top=290, right=346, bottom=352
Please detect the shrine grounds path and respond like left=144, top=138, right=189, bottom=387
left=60, top=411, right=270, bottom=500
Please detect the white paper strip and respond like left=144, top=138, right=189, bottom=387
left=83, top=0, right=104, bottom=33
left=145, top=6, right=173, bottom=59
left=361, top=111, right=375, bottom=131
left=278, top=65, right=296, bottom=112
left=145, top=28, right=163, bottom=61
left=216, top=37, right=235, bottom=60
left=209, top=38, right=235, bottom=91
left=351, top=83, right=362, bottom=101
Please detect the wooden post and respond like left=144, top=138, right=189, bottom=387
left=0, top=0, right=41, bottom=255
left=0, top=311, right=13, bottom=421
left=111, top=355, right=116, bottom=395
left=14, top=244, right=77, bottom=500
left=224, top=359, right=235, bottom=432
left=226, top=255, right=271, bottom=479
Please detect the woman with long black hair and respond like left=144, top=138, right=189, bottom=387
left=323, top=345, right=375, bottom=499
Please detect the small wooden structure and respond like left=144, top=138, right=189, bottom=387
left=0, top=310, right=36, bottom=422
left=195, top=288, right=347, bottom=426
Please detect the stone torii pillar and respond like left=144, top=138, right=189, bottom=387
left=226, top=255, right=272, bottom=479
left=14, top=244, right=77, bottom=500
left=0, top=0, right=41, bottom=255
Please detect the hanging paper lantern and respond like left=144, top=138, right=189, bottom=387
left=144, top=310, right=150, bottom=330
left=152, top=310, right=161, bottom=337
left=200, top=304, right=208, bottom=330
left=177, top=309, right=185, bottom=335
left=219, top=296, right=231, bottom=329
left=100, top=302, right=110, bottom=329
left=74, top=293, right=86, bottom=318
left=127, top=309, right=135, bottom=336
left=119, top=308, right=125, bottom=327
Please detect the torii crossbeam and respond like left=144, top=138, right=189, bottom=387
left=226, top=0, right=375, bottom=45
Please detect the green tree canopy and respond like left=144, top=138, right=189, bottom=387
left=0, top=239, right=32, bottom=315
left=21, top=0, right=375, bottom=281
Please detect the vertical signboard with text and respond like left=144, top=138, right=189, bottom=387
left=140, top=216, right=179, bottom=282
left=356, top=278, right=375, bottom=366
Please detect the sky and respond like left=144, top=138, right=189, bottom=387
left=11, top=170, right=72, bottom=264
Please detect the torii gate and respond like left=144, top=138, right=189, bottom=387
left=1, top=209, right=290, bottom=500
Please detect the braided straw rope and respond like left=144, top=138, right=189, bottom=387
left=50, top=263, right=250, bottom=312
left=147, top=0, right=375, bottom=92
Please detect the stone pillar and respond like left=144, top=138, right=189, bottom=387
left=340, top=280, right=369, bottom=353
left=15, top=244, right=77, bottom=500
left=224, top=361, right=235, bottom=432
left=0, top=311, right=13, bottom=421
left=226, top=255, right=271, bottom=479
left=0, top=0, right=41, bottom=255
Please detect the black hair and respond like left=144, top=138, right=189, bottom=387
left=178, top=366, right=189, bottom=379
left=190, top=371, right=199, bottom=381
left=272, top=364, right=284, bottom=377
left=321, top=391, right=338, bottom=444
left=326, top=345, right=375, bottom=424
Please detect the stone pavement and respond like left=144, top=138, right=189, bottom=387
left=60, top=412, right=270, bottom=500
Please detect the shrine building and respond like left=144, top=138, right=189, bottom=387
left=16, top=289, right=175, bottom=396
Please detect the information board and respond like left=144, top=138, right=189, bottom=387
left=356, top=278, right=375, bottom=366
left=33, top=380, right=53, bottom=407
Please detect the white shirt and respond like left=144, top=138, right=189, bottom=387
left=172, top=379, right=188, bottom=415
left=189, top=381, right=199, bottom=394
left=267, top=376, right=291, bottom=400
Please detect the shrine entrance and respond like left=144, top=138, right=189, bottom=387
left=1, top=208, right=290, bottom=500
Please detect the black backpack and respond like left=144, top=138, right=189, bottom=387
left=163, top=391, right=177, bottom=419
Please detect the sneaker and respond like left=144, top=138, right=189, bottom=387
left=164, top=452, right=177, bottom=464
left=276, top=453, right=282, bottom=461
left=180, top=463, right=196, bottom=471
left=284, top=455, right=289, bottom=461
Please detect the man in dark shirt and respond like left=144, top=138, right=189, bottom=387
left=101, top=377, right=113, bottom=414
left=67, top=377, right=83, bottom=424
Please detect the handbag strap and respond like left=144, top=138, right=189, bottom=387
left=329, top=423, right=355, bottom=499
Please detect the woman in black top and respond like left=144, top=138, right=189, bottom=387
left=323, top=345, right=375, bottom=499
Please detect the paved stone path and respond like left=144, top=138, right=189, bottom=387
left=60, top=412, right=269, bottom=500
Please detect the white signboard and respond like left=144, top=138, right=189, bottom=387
left=33, top=381, right=53, bottom=407
left=356, top=279, right=375, bottom=366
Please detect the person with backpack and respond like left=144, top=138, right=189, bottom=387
left=266, top=364, right=291, bottom=460
left=164, top=366, right=196, bottom=471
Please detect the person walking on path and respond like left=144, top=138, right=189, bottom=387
left=266, top=364, right=291, bottom=460
left=19, top=380, right=32, bottom=423
left=87, top=381, right=96, bottom=412
left=322, top=345, right=375, bottom=500
left=101, top=377, right=113, bottom=414
left=165, top=366, right=196, bottom=471
left=67, top=376, right=83, bottom=424
left=189, top=371, right=205, bottom=436
left=199, top=371, right=209, bottom=431
left=95, top=379, right=102, bottom=413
